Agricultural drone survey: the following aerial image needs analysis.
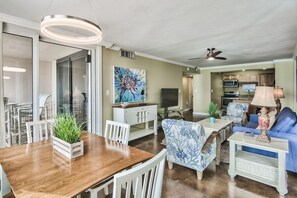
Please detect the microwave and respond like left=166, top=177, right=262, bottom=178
left=223, top=80, right=239, bottom=88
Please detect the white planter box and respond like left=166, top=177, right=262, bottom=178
left=53, top=137, right=84, bottom=159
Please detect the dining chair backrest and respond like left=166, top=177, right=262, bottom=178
left=26, top=119, right=55, bottom=143
left=112, top=149, right=167, bottom=198
left=4, top=110, right=11, bottom=147
left=104, top=120, right=130, bottom=145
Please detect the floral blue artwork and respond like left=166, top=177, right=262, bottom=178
left=113, top=66, right=146, bottom=103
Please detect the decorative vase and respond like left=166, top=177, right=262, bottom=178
left=53, top=136, right=84, bottom=159
left=210, top=117, right=216, bottom=123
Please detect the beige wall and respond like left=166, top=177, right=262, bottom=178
left=210, top=73, right=224, bottom=108
left=275, top=60, right=295, bottom=110
left=102, top=48, right=183, bottom=123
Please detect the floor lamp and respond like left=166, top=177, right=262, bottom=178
left=251, top=86, right=276, bottom=143
left=274, top=86, right=285, bottom=113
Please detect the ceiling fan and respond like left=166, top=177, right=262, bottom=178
left=188, top=48, right=227, bottom=61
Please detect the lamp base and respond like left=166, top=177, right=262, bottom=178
left=257, top=132, right=271, bottom=143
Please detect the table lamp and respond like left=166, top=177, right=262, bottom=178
left=251, top=86, right=276, bottom=142
left=274, top=86, right=285, bottom=113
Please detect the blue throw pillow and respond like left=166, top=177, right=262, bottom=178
left=271, top=111, right=297, bottom=132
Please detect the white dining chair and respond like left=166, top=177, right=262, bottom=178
left=4, top=110, right=11, bottom=147
left=112, top=149, right=167, bottom=198
left=104, top=120, right=130, bottom=144
left=26, top=119, right=55, bottom=143
left=87, top=120, right=130, bottom=197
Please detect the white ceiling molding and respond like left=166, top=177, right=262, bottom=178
left=135, top=51, right=194, bottom=68
left=0, top=12, right=39, bottom=30
left=200, top=60, right=276, bottom=71
left=272, top=59, right=294, bottom=63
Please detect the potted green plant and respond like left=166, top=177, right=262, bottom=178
left=208, top=102, right=218, bottom=123
left=52, top=114, right=84, bottom=159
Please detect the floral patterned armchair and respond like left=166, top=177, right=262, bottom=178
left=162, top=119, right=220, bottom=180
left=221, top=102, right=249, bottom=126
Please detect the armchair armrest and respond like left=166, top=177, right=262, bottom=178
left=201, top=131, right=221, bottom=165
left=242, top=112, right=248, bottom=126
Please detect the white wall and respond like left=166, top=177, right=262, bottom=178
left=39, top=60, right=52, bottom=95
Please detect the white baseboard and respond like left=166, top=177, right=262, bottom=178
left=193, top=112, right=209, bottom=116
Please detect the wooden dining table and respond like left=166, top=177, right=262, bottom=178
left=0, top=132, right=154, bottom=197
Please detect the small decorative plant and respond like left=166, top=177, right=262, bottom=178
left=208, top=102, right=218, bottom=117
left=52, top=114, right=83, bottom=144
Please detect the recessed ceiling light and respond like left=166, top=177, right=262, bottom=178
left=3, top=76, right=10, bottom=80
left=3, top=66, right=26, bottom=72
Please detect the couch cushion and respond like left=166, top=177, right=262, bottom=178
left=271, top=110, right=297, bottom=132
left=275, top=107, right=293, bottom=121
left=288, top=123, right=297, bottom=134
left=245, top=121, right=258, bottom=129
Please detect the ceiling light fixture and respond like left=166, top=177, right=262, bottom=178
left=40, top=0, right=102, bottom=45
left=3, top=66, right=26, bottom=72
left=41, top=15, right=102, bottom=45
left=3, top=76, right=10, bottom=80
left=208, top=57, right=215, bottom=61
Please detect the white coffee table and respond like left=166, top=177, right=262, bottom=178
left=198, top=118, right=233, bottom=143
left=228, top=132, right=288, bottom=196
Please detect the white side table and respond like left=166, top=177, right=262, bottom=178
left=228, top=132, right=288, bottom=196
left=198, top=118, right=233, bottom=143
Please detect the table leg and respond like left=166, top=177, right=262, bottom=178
left=277, top=152, right=288, bottom=196
left=228, top=142, right=236, bottom=179
left=0, top=165, right=11, bottom=196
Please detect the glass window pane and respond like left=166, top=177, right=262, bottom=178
left=3, top=33, right=32, bottom=146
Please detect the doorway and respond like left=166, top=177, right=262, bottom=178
left=182, top=75, right=193, bottom=111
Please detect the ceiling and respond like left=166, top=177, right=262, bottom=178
left=0, top=0, right=297, bottom=67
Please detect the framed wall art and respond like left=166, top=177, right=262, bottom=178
left=113, top=66, right=146, bottom=103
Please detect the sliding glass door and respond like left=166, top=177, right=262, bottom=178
left=57, top=51, right=89, bottom=126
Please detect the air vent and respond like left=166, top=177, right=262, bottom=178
left=120, top=50, right=135, bottom=59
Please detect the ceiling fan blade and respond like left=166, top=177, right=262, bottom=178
left=212, top=51, right=222, bottom=57
left=188, top=57, right=202, bottom=60
left=215, top=57, right=227, bottom=60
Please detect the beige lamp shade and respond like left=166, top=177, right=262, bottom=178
left=274, top=86, right=285, bottom=99
left=251, top=86, right=276, bottom=107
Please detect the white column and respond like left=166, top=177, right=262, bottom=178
left=95, top=46, right=102, bottom=135
left=0, top=21, right=5, bottom=148
left=32, top=34, right=39, bottom=142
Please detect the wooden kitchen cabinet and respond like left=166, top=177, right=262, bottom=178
left=259, top=73, right=275, bottom=86
left=248, top=73, right=259, bottom=82
left=237, top=74, right=247, bottom=82
left=223, top=74, right=237, bottom=80
left=237, top=73, right=258, bottom=82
